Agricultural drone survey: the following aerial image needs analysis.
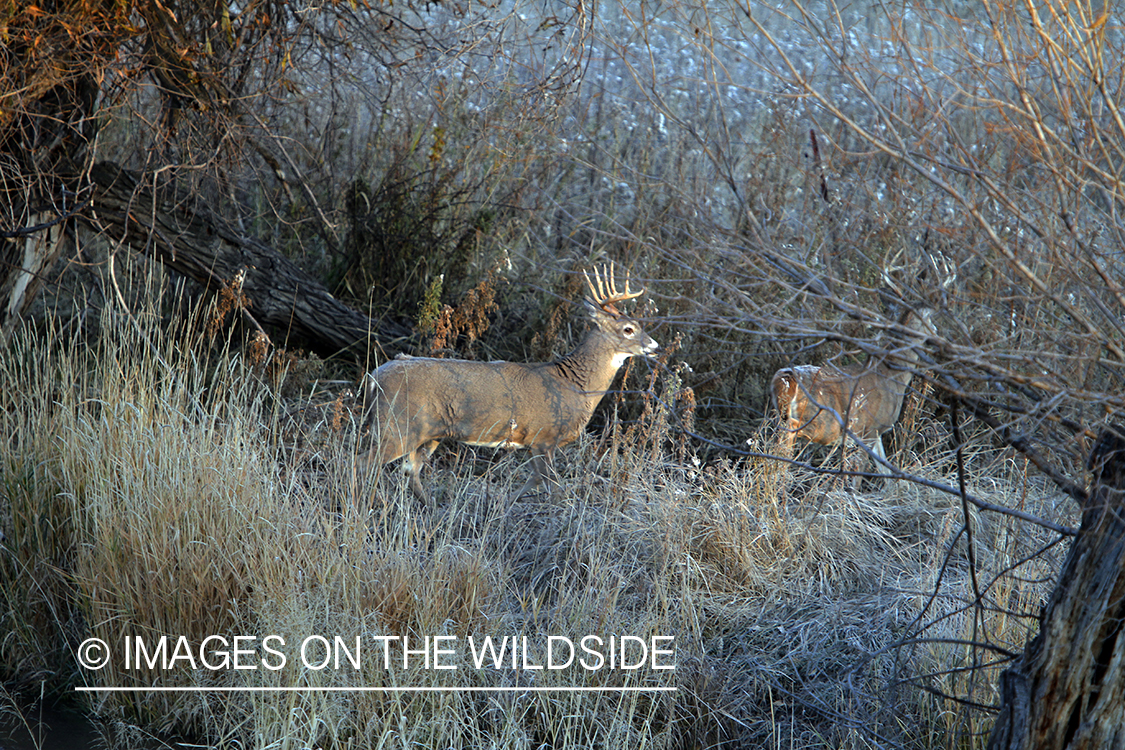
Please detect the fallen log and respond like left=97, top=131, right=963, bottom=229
left=86, top=160, right=412, bottom=357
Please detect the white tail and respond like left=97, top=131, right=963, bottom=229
left=770, top=308, right=935, bottom=485
left=362, top=266, right=659, bottom=502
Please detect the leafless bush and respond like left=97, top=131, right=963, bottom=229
left=2, top=0, right=592, bottom=340
left=520, top=0, right=1124, bottom=741
left=6, top=0, right=1122, bottom=746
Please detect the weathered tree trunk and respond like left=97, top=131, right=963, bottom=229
left=987, top=427, right=1125, bottom=750
left=0, top=3, right=100, bottom=341
left=2, top=4, right=412, bottom=359
left=0, top=218, right=69, bottom=337
left=85, top=161, right=411, bottom=357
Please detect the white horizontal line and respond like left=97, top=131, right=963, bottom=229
left=75, top=686, right=677, bottom=693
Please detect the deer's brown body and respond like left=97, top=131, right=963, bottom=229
left=770, top=308, right=934, bottom=481
left=363, top=268, right=658, bottom=501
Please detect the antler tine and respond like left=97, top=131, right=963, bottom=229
left=583, top=267, right=605, bottom=306
left=607, top=265, right=644, bottom=305
left=584, top=265, right=644, bottom=315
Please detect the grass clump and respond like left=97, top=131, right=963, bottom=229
left=0, top=290, right=1077, bottom=748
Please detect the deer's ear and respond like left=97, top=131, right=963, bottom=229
left=584, top=299, right=610, bottom=322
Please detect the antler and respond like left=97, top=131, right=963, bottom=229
left=583, top=265, right=644, bottom=316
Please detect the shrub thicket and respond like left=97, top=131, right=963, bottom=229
left=5, top=0, right=1119, bottom=747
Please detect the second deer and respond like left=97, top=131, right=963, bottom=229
left=770, top=307, right=935, bottom=486
left=361, top=266, right=659, bottom=503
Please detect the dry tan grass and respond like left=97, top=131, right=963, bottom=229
left=0, top=297, right=1077, bottom=749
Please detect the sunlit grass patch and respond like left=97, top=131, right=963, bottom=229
left=0, top=288, right=1077, bottom=749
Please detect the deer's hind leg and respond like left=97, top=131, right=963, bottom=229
left=514, top=449, right=558, bottom=501
left=399, top=443, right=438, bottom=504
left=363, top=427, right=434, bottom=504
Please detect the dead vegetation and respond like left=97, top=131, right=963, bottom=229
left=0, top=288, right=1077, bottom=748
left=2, top=0, right=1122, bottom=748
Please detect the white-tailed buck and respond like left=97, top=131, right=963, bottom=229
left=362, top=266, right=659, bottom=502
left=770, top=307, right=935, bottom=485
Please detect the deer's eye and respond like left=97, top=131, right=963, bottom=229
left=623, top=325, right=635, bottom=336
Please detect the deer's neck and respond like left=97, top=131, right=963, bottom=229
left=872, top=341, right=921, bottom=384
left=552, top=334, right=623, bottom=396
